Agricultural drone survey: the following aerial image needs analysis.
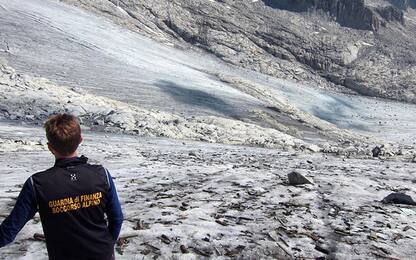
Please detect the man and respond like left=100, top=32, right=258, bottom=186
left=0, top=114, right=123, bottom=259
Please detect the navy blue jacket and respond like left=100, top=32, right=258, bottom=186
left=0, top=156, right=123, bottom=258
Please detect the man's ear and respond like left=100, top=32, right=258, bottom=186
left=47, top=143, right=56, bottom=155
left=79, top=136, right=83, bottom=144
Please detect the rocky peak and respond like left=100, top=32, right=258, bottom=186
left=264, top=0, right=407, bottom=31
left=389, top=0, right=416, bottom=9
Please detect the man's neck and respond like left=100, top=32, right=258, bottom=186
left=55, top=152, right=78, bottom=160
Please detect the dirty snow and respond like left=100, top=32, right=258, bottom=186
left=0, top=123, right=415, bottom=259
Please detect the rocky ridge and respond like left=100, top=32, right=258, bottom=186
left=266, top=0, right=406, bottom=31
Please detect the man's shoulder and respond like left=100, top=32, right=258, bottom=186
left=31, top=167, right=55, bottom=179
left=83, top=163, right=111, bottom=189
left=84, top=162, right=108, bottom=175
left=85, top=162, right=105, bottom=169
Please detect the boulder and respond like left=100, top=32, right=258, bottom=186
left=288, top=171, right=313, bottom=185
left=382, top=193, right=416, bottom=205
left=372, top=146, right=382, bottom=157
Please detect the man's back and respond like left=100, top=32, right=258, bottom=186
left=32, top=156, right=117, bottom=260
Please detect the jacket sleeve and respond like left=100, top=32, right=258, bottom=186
left=0, top=178, right=37, bottom=247
left=104, top=169, right=123, bottom=242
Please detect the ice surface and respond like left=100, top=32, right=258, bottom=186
left=248, top=74, right=416, bottom=144
left=0, top=123, right=415, bottom=259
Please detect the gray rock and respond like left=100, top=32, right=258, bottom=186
left=372, top=146, right=382, bottom=157
left=288, top=171, right=313, bottom=185
left=24, top=115, right=35, bottom=121
left=382, top=192, right=416, bottom=205
left=188, top=151, right=198, bottom=157
left=93, top=119, right=105, bottom=126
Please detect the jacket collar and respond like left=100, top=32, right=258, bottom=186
left=54, top=155, right=88, bottom=168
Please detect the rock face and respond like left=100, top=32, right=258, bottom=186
left=266, top=0, right=412, bottom=30
left=390, top=0, right=416, bottom=9
left=264, top=0, right=389, bottom=31
left=59, top=0, right=416, bottom=103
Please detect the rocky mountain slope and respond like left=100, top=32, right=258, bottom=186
left=62, top=0, right=416, bottom=103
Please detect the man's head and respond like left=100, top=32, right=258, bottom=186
left=44, top=114, right=82, bottom=158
